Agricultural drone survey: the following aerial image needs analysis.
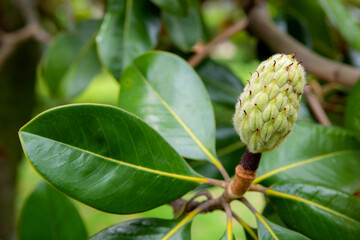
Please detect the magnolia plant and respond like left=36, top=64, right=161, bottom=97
left=16, top=1, right=360, bottom=240
left=18, top=50, right=360, bottom=239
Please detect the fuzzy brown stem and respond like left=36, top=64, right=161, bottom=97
left=226, top=149, right=262, bottom=199
left=227, top=165, right=257, bottom=198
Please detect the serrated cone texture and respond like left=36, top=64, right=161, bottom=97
left=233, top=53, right=306, bottom=153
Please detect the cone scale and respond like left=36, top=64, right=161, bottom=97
left=233, top=53, right=306, bottom=153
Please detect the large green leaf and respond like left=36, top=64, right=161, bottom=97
left=255, top=123, right=360, bottom=193
left=41, top=20, right=102, bottom=99
left=163, top=0, right=203, bottom=52
left=96, top=0, right=161, bottom=79
left=256, top=214, right=309, bottom=240
left=345, top=79, right=360, bottom=138
left=18, top=181, right=87, bottom=240
left=150, top=0, right=189, bottom=17
left=196, top=59, right=244, bottom=107
left=90, top=218, right=191, bottom=240
left=118, top=52, right=221, bottom=167
left=317, top=0, right=360, bottom=51
left=261, top=202, right=286, bottom=227
left=19, top=104, right=205, bottom=214
left=267, top=182, right=360, bottom=240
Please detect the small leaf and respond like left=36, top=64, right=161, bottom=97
left=163, top=0, right=203, bottom=52
left=255, top=123, right=360, bottom=193
left=256, top=213, right=309, bottom=240
left=96, top=0, right=161, bottom=79
left=318, top=0, right=360, bottom=51
left=345, top=79, right=360, bottom=137
left=90, top=218, right=192, bottom=240
left=267, top=182, right=360, bottom=240
left=150, top=0, right=189, bottom=17
left=41, top=20, right=102, bottom=99
left=119, top=52, right=221, bottom=167
left=18, top=181, right=87, bottom=240
left=19, top=104, right=205, bottom=214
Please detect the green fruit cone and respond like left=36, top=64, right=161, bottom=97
left=233, top=53, right=306, bottom=153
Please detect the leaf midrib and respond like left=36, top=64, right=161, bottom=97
left=20, top=131, right=207, bottom=183
left=254, top=150, right=355, bottom=183
left=133, top=65, right=222, bottom=168
left=266, top=189, right=359, bottom=223
left=161, top=209, right=199, bottom=240
left=255, top=213, right=279, bottom=240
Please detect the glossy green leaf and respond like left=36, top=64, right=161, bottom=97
left=256, top=214, right=309, bottom=240
left=318, top=0, right=360, bottom=51
left=19, top=104, right=205, bottom=214
left=196, top=59, right=244, bottom=107
left=96, top=0, right=161, bottom=79
left=267, top=182, right=360, bottom=240
left=345, top=79, right=360, bottom=138
left=262, top=202, right=286, bottom=227
left=150, top=0, right=189, bottom=17
left=18, top=181, right=87, bottom=240
left=41, top=20, right=102, bottom=99
left=90, top=218, right=191, bottom=240
left=255, top=123, right=360, bottom=193
left=119, top=52, right=220, bottom=167
left=163, top=0, right=203, bottom=52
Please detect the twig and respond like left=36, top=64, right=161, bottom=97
left=243, top=0, right=360, bottom=88
left=232, top=211, right=258, bottom=240
left=248, top=184, right=267, bottom=193
left=0, top=0, right=51, bottom=70
left=222, top=202, right=233, bottom=237
left=15, top=0, right=51, bottom=42
left=303, top=87, right=331, bottom=126
left=206, top=178, right=227, bottom=188
left=169, top=198, right=188, bottom=216
left=239, top=197, right=257, bottom=214
left=177, top=191, right=213, bottom=218
left=188, top=19, right=248, bottom=67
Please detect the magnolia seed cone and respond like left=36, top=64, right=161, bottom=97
left=233, top=53, right=306, bottom=153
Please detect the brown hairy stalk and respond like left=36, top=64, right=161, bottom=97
left=226, top=149, right=262, bottom=200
